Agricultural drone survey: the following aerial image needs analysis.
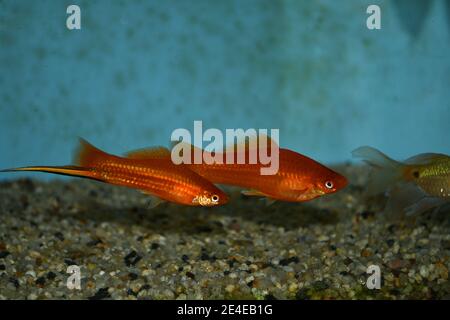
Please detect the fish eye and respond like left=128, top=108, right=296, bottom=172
left=325, top=181, right=334, bottom=189
left=211, top=194, right=219, bottom=203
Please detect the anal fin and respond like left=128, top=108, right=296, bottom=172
left=241, top=189, right=267, bottom=197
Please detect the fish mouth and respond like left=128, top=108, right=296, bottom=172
left=335, top=174, right=349, bottom=191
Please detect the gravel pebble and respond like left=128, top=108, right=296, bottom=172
left=0, top=166, right=449, bottom=299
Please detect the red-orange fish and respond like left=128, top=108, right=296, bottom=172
left=137, top=136, right=348, bottom=203
left=1, top=139, right=228, bottom=207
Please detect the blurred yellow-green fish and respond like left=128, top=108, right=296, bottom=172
left=352, top=146, right=450, bottom=215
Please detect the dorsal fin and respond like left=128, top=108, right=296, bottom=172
left=173, top=141, right=202, bottom=153
left=258, top=132, right=279, bottom=148
left=404, top=153, right=449, bottom=165
left=225, top=132, right=279, bottom=153
left=125, top=146, right=171, bottom=160
left=170, top=141, right=203, bottom=160
left=170, top=133, right=280, bottom=156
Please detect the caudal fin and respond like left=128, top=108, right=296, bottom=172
left=352, top=146, right=404, bottom=195
left=1, top=139, right=110, bottom=181
left=74, top=138, right=111, bottom=167
left=0, top=165, right=102, bottom=181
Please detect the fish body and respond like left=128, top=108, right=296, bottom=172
left=166, top=137, right=348, bottom=202
left=352, top=146, right=450, bottom=214
left=1, top=139, right=228, bottom=207
left=402, top=154, right=450, bottom=198
left=186, top=147, right=347, bottom=202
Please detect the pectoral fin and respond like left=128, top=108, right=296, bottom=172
left=241, top=189, right=277, bottom=206
left=142, top=193, right=166, bottom=209
left=262, top=198, right=277, bottom=207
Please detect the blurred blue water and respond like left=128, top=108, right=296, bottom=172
left=1, top=0, right=449, bottom=180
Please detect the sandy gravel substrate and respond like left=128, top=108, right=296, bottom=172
left=0, top=165, right=449, bottom=300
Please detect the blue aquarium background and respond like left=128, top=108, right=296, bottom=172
left=1, top=0, right=449, bottom=180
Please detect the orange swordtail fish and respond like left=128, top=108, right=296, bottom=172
left=184, top=139, right=348, bottom=203
left=136, top=136, right=348, bottom=203
left=1, top=139, right=228, bottom=207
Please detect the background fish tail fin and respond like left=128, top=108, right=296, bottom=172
left=352, top=146, right=400, bottom=168
left=352, top=146, right=404, bottom=195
